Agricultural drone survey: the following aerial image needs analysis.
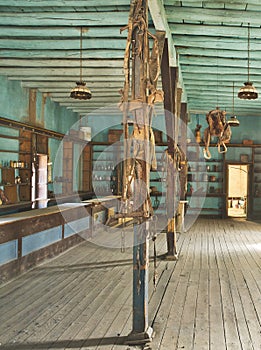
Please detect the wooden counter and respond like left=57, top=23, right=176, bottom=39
left=0, top=196, right=120, bottom=284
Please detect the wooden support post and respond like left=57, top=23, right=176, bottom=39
left=29, top=88, right=37, bottom=124
left=123, top=0, right=155, bottom=344
left=129, top=221, right=153, bottom=344
left=120, top=1, right=164, bottom=344
left=161, top=39, right=179, bottom=259
left=179, top=103, right=188, bottom=201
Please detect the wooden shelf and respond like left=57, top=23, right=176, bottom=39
left=187, top=207, right=222, bottom=211
left=150, top=179, right=166, bottom=182
left=187, top=193, right=225, bottom=197
left=0, top=149, right=31, bottom=154
left=188, top=159, right=223, bottom=163
left=150, top=191, right=164, bottom=196
left=0, top=183, right=30, bottom=187
left=188, top=142, right=261, bottom=148
left=188, top=180, right=222, bottom=183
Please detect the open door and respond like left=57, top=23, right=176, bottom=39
left=227, top=164, right=249, bottom=218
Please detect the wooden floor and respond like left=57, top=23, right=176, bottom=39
left=0, top=218, right=261, bottom=350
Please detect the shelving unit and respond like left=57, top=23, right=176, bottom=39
left=186, top=143, right=225, bottom=217
left=91, top=141, right=168, bottom=211
left=0, top=118, right=95, bottom=214
left=0, top=128, right=32, bottom=206
left=92, top=142, right=122, bottom=197
left=81, top=144, right=92, bottom=193
left=186, top=142, right=261, bottom=218
left=252, top=146, right=261, bottom=218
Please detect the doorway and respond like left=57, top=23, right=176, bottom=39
left=31, top=154, right=48, bottom=209
left=227, top=164, right=248, bottom=218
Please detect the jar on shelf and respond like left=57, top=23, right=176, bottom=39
left=15, top=176, right=21, bottom=184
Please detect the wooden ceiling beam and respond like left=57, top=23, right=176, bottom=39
left=21, top=80, right=123, bottom=87
left=179, top=65, right=261, bottom=75
left=182, top=72, right=261, bottom=81
left=0, top=0, right=129, bottom=7
left=165, top=0, right=261, bottom=5
left=177, top=47, right=261, bottom=59
left=0, top=59, right=124, bottom=68
left=0, top=49, right=125, bottom=59
left=0, top=26, right=127, bottom=38
left=170, top=23, right=261, bottom=38
left=0, top=67, right=124, bottom=76
left=149, top=0, right=176, bottom=66
left=0, top=38, right=126, bottom=50
left=173, top=35, right=261, bottom=51
left=179, top=55, right=261, bottom=66
left=0, top=12, right=130, bottom=27
left=166, top=6, right=261, bottom=25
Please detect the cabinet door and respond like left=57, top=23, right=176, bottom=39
left=63, top=141, right=73, bottom=194
left=4, top=185, right=17, bottom=203
left=19, top=130, right=32, bottom=201
left=2, top=168, right=15, bottom=184
left=82, top=145, right=92, bottom=192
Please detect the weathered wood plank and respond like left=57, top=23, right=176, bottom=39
left=1, top=218, right=261, bottom=350
left=167, top=7, right=261, bottom=26
left=0, top=12, right=129, bottom=27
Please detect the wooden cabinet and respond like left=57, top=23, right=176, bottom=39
left=0, top=129, right=32, bottom=205
left=0, top=166, right=31, bottom=204
left=19, top=130, right=32, bottom=201
left=252, top=147, right=261, bottom=218
left=62, top=140, right=73, bottom=195
left=60, top=139, right=93, bottom=198
left=82, top=144, right=92, bottom=192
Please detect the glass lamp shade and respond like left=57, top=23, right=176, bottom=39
left=238, top=81, right=258, bottom=100
left=227, top=115, right=240, bottom=127
left=70, top=81, right=92, bottom=100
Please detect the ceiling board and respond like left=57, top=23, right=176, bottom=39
left=166, top=6, right=261, bottom=25
left=0, top=0, right=261, bottom=118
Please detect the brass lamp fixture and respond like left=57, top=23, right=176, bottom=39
left=228, top=82, right=240, bottom=126
left=70, top=27, right=92, bottom=100
left=238, top=23, right=258, bottom=100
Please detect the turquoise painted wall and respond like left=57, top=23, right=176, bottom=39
left=87, top=108, right=167, bottom=142
left=0, top=76, right=28, bottom=121
left=0, top=75, right=79, bottom=134
left=0, top=75, right=80, bottom=197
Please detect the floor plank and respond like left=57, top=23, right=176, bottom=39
left=0, top=217, right=261, bottom=350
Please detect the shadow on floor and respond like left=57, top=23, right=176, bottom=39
left=34, top=258, right=133, bottom=272
left=0, top=335, right=127, bottom=349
